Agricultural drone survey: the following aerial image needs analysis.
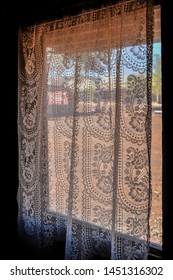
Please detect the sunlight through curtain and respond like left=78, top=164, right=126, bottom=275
left=18, top=0, right=154, bottom=259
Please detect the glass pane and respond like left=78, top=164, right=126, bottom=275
left=150, top=41, right=162, bottom=246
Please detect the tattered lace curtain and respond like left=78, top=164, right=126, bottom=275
left=18, top=0, right=154, bottom=259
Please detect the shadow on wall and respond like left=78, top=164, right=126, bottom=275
left=17, top=236, right=66, bottom=260
left=17, top=236, right=106, bottom=260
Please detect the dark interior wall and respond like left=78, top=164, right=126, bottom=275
left=1, top=8, right=18, bottom=259
left=0, top=0, right=172, bottom=260
left=161, top=0, right=173, bottom=260
left=3, top=0, right=117, bottom=26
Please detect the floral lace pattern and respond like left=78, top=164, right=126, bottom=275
left=20, top=138, right=37, bottom=191
left=92, top=205, right=112, bottom=229
left=92, top=143, right=113, bottom=195
left=18, top=0, right=154, bottom=260
left=126, top=217, right=147, bottom=238
left=125, top=147, right=149, bottom=203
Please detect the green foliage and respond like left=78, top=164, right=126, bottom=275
left=152, top=54, right=162, bottom=103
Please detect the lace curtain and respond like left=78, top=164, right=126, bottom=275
left=18, top=0, right=154, bottom=260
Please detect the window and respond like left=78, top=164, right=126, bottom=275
left=150, top=5, right=162, bottom=249
left=18, top=0, right=160, bottom=259
left=150, top=42, right=162, bottom=247
left=47, top=7, right=162, bottom=249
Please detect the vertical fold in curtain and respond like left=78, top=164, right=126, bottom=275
left=18, top=0, right=154, bottom=259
